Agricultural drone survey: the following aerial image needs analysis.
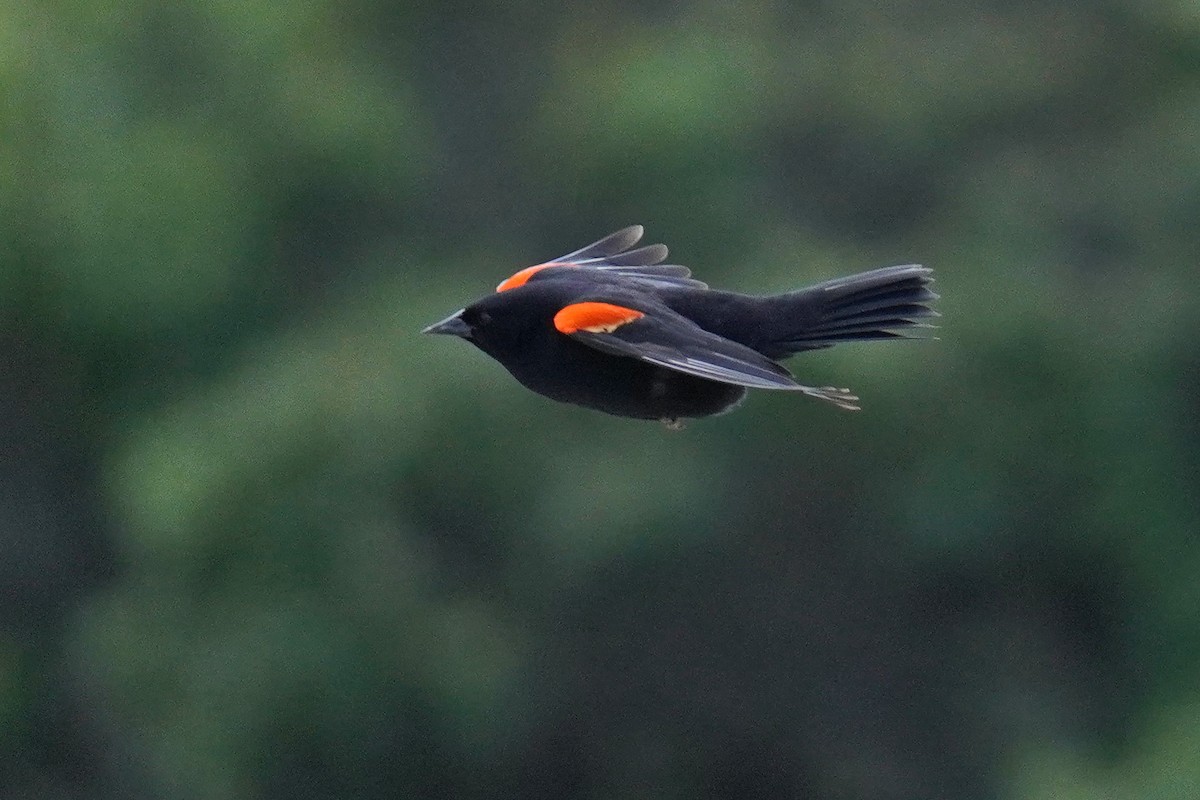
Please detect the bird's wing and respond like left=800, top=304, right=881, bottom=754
left=553, top=300, right=861, bottom=408
left=552, top=300, right=802, bottom=391
left=496, top=226, right=708, bottom=292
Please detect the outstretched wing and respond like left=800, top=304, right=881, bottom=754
left=496, top=226, right=708, bottom=292
left=548, top=299, right=858, bottom=414
left=552, top=300, right=861, bottom=408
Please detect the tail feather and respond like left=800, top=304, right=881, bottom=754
left=813, top=320, right=936, bottom=338
left=816, top=264, right=930, bottom=296
left=823, top=305, right=937, bottom=329
left=769, top=264, right=938, bottom=354
left=827, top=286, right=939, bottom=316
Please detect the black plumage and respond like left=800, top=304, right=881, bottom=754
left=424, top=226, right=938, bottom=424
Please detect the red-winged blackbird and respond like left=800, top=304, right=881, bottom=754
left=424, top=226, right=937, bottom=426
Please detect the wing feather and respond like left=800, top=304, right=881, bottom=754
left=498, top=227, right=709, bottom=292
left=562, top=300, right=862, bottom=408
left=551, top=225, right=645, bottom=261
left=565, top=304, right=801, bottom=391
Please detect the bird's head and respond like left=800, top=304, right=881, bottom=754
left=423, top=287, right=563, bottom=360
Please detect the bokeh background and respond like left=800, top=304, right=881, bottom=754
left=4, top=1, right=1199, bottom=798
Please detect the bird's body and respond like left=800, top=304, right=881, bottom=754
left=424, top=227, right=937, bottom=425
left=462, top=278, right=752, bottom=420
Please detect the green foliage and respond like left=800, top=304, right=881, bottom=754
left=0, top=0, right=1197, bottom=797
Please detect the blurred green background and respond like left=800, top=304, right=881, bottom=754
left=3, top=1, right=1199, bottom=798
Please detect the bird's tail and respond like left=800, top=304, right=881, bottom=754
left=766, top=264, right=938, bottom=354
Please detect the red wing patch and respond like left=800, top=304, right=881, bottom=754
left=496, top=262, right=573, bottom=292
left=553, top=302, right=645, bottom=335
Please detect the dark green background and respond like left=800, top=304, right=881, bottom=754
left=4, top=2, right=1198, bottom=798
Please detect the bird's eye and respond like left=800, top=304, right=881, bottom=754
left=462, top=308, right=491, bottom=326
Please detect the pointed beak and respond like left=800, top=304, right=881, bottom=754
left=422, top=310, right=472, bottom=338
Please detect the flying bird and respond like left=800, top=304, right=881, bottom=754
left=424, top=226, right=937, bottom=427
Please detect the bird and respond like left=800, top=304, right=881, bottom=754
left=423, top=226, right=937, bottom=427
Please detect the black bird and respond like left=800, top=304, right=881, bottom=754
left=424, top=226, right=937, bottom=426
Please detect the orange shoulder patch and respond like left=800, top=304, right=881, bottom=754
left=553, top=302, right=645, bottom=334
left=496, top=262, right=572, bottom=292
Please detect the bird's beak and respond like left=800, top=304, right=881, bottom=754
left=422, top=310, right=472, bottom=338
